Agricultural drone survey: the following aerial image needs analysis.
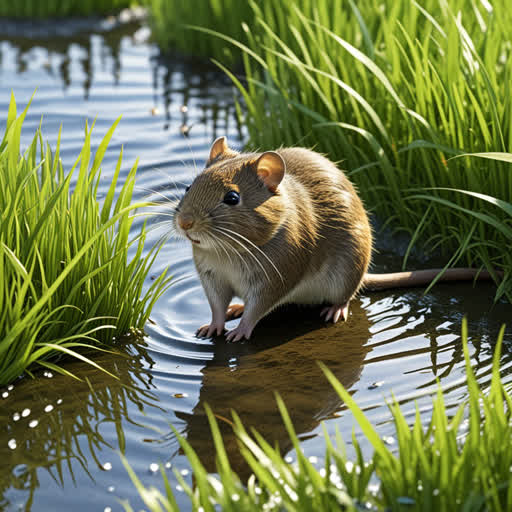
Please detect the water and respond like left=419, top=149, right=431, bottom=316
left=0, top=15, right=511, bottom=512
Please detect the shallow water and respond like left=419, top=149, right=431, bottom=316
left=0, top=17, right=511, bottom=512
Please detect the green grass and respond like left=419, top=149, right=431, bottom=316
left=145, top=0, right=253, bottom=63
left=123, top=319, right=512, bottom=511
left=0, top=93, right=171, bottom=387
left=148, top=0, right=512, bottom=300
left=0, top=0, right=134, bottom=17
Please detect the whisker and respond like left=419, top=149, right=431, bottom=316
left=214, top=225, right=284, bottom=283
left=135, top=185, right=180, bottom=205
left=212, top=227, right=270, bottom=281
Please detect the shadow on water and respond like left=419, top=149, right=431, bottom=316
left=172, top=303, right=371, bottom=478
left=1, top=13, right=512, bottom=512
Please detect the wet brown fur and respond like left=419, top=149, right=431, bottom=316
left=175, top=142, right=372, bottom=330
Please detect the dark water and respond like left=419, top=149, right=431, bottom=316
left=0, top=17, right=511, bottom=512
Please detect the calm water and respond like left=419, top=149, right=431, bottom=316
left=0, top=17, right=511, bottom=512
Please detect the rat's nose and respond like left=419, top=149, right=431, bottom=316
left=177, top=214, right=194, bottom=230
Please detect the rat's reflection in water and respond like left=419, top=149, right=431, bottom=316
left=175, top=301, right=371, bottom=477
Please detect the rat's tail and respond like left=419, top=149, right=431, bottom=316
left=363, top=268, right=499, bottom=291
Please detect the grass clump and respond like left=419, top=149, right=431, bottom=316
left=148, top=0, right=512, bottom=300
left=0, top=93, right=170, bottom=387
left=0, top=0, right=134, bottom=18
left=123, top=319, right=512, bottom=511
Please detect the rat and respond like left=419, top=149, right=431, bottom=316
left=173, top=136, right=498, bottom=342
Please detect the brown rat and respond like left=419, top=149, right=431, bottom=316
left=174, top=136, right=498, bottom=341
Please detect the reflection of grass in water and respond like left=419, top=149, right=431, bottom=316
left=123, top=319, right=512, bottom=511
left=0, top=0, right=134, bottom=17
left=0, top=93, right=171, bottom=386
left=0, top=336, right=162, bottom=511
left=148, top=0, right=512, bottom=301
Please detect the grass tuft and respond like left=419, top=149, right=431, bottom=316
left=148, top=0, right=512, bottom=300
left=123, top=319, right=512, bottom=511
left=0, top=92, right=171, bottom=386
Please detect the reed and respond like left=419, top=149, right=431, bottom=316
left=123, top=319, right=512, bottom=511
left=0, top=93, right=171, bottom=386
left=148, top=0, right=512, bottom=300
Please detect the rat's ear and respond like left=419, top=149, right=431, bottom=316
left=254, top=151, right=285, bottom=193
left=208, top=136, right=231, bottom=163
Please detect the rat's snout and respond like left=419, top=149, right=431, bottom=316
left=177, top=213, right=195, bottom=231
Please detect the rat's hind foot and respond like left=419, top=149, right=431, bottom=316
left=196, top=322, right=225, bottom=338
left=320, top=303, right=349, bottom=323
left=225, top=303, right=244, bottom=321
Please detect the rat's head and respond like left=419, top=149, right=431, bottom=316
left=174, top=137, right=286, bottom=251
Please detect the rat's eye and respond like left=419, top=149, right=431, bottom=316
left=185, top=185, right=190, bottom=192
left=223, top=190, right=240, bottom=205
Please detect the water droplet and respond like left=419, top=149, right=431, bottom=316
left=383, top=436, right=396, bottom=445
left=231, top=493, right=240, bottom=502
left=28, top=420, right=38, bottom=428
left=180, top=469, right=189, bottom=476
left=180, top=105, right=188, bottom=113
left=319, top=468, right=327, bottom=478
left=104, top=508, right=112, bottom=512
left=284, top=456, right=293, bottom=463
left=433, top=489, right=440, bottom=496
left=107, top=486, right=115, bottom=493
left=13, top=413, right=20, bottom=421
left=44, top=405, right=54, bottom=413
left=165, top=462, right=172, bottom=469
left=7, top=385, right=14, bottom=391
left=308, top=456, right=319, bottom=464
left=103, top=462, right=112, bottom=471
left=57, top=399, right=63, bottom=405
left=21, top=408, right=30, bottom=417
left=176, top=485, right=184, bottom=492
left=149, top=463, right=159, bottom=473
left=345, top=461, right=354, bottom=472
left=2, top=392, right=8, bottom=399
left=255, top=487, right=262, bottom=495
left=8, top=439, right=17, bottom=450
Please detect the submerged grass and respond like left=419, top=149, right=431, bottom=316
left=0, top=93, right=171, bottom=386
left=0, top=0, right=134, bottom=17
left=123, top=319, right=512, bottom=511
left=149, top=0, right=512, bottom=300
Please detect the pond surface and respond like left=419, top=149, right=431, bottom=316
left=1, top=16, right=511, bottom=512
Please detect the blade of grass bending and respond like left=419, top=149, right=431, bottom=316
left=319, top=363, right=392, bottom=463
left=407, top=194, right=512, bottom=240
left=186, top=25, right=268, bottom=69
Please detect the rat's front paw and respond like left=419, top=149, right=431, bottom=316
left=225, top=324, right=253, bottom=342
left=196, top=322, right=225, bottom=338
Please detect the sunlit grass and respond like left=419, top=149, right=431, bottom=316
left=0, top=0, right=134, bottom=17
left=123, top=319, right=512, bottom=511
left=148, top=0, right=512, bottom=300
left=0, top=93, right=171, bottom=386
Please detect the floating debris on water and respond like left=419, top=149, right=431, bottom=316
left=368, top=381, right=384, bottom=390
